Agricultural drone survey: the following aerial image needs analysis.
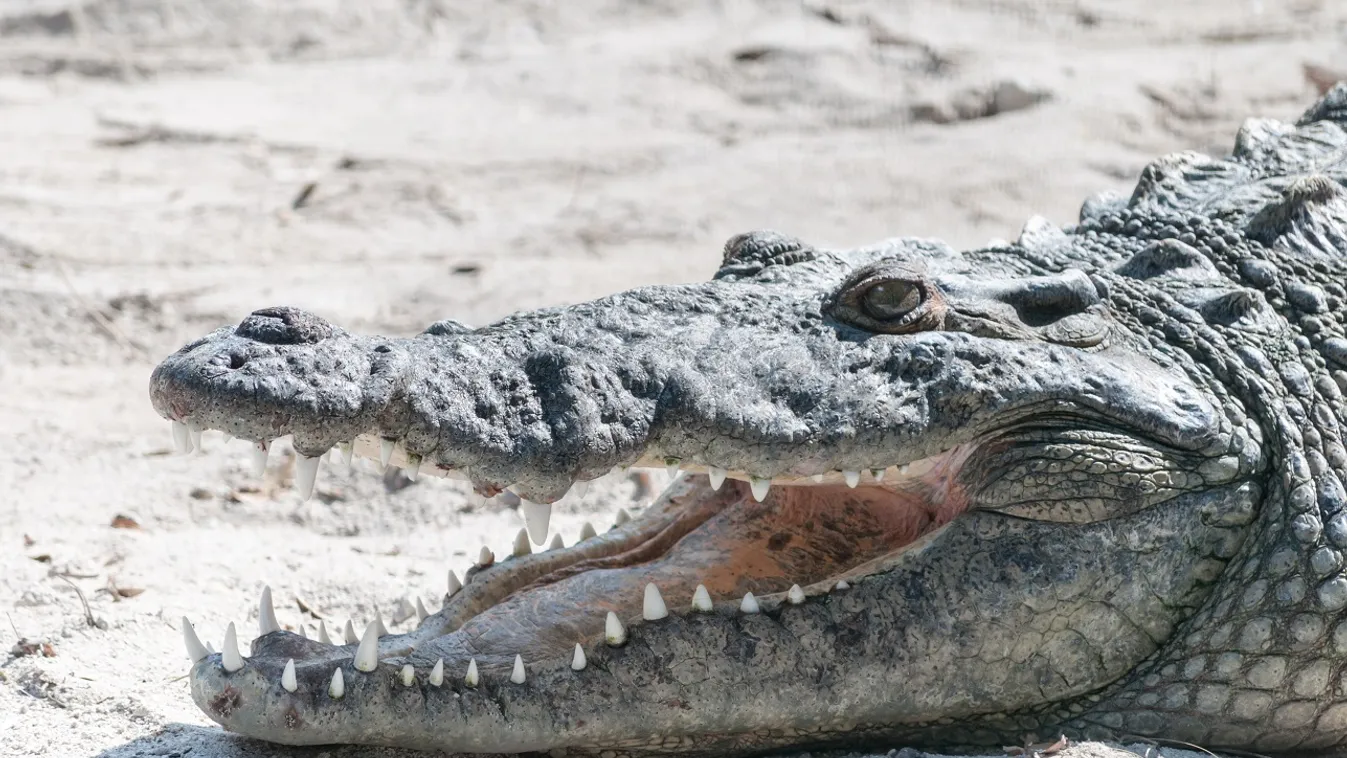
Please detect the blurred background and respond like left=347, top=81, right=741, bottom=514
left=1, top=1, right=1344, bottom=756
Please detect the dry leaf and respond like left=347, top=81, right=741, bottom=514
left=110, top=514, right=141, bottom=530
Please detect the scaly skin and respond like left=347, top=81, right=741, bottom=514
left=148, top=86, right=1347, bottom=754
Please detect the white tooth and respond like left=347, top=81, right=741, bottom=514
left=380, top=439, right=395, bottom=469
left=298, top=624, right=308, bottom=639
left=429, top=658, right=444, bottom=686
left=339, top=441, right=354, bottom=466
left=182, top=617, right=210, bottom=663
left=643, top=583, right=669, bottom=620
left=354, top=621, right=380, bottom=672
left=571, top=643, right=587, bottom=671
left=250, top=440, right=270, bottom=477
left=578, top=522, right=598, bottom=541
left=512, top=528, right=532, bottom=557
left=282, top=659, right=297, bottom=692
left=464, top=658, right=479, bottom=687
left=691, top=584, right=713, bottom=612
left=317, top=620, right=333, bottom=645
left=400, top=663, right=416, bottom=687
left=787, top=584, right=806, bottom=605
left=666, top=462, right=681, bottom=479
left=447, top=570, right=462, bottom=597
left=328, top=667, right=345, bottom=698
left=614, top=508, right=631, bottom=526
left=327, top=447, right=339, bottom=463
left=750, top=478, right=770, bottom=501
left=343, top=620, right=358, bottom=645
left=843, top=470, right=860, bottom=488
left=520, top=500, right=552, bottom=545
left=740, top=592, right=760, bottom=613
left=415, top=597, right=430, bottom=623
left=872, top=468, right=885, bottom=482
left=295, top=454, right=321, bottom=500
left=835, top=580, right=850, bottom=590
left=172, top=421, right=192, bottom=453
left=548, top=533, right=565, bottom=551
left=571, top=480, right=590, bottom=499
left=259, top=586, right=280, bottom=636
left=221, top=622, right=244, bottom=673
left=374, top=612, right=389, bottom=638
left=405, top=455, right=422, bottom=481
left=899, top=463, right=910, bottom=475
left=221, top=432, right=233, bottom=443
left=510, top=654, right=526, bottom=684
left=605, top=611, right=627, bottom=646
left=188, top=425, right=203, bottom=452
left=477, top=546, right=494, bottom=567
left=811, top=473, right=825, bottom=483
left=707, top=467, right=726, bottom=490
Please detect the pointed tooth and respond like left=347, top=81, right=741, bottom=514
left=447, top=570, right=462, bottom=597
left=405, top=454, right=422, bottom=481
left=613, top=508, right=631, bottom=527
left=571, top=480, right=590, bottom=499
left=899, top=463, right=910, bottom=475
left=707, top=466, right=727, bottom=490
left=512, top=528, right=532, bottom=557
left=548, top=533, right=565, bottom=551
left=317, top=620, right=333, bottom=645
left=578, top=522, right=598, bottom=541
left=520, top=500, right=552, bottom=545
left=281, top=659, right=297, bottom=692
left=787, top=584, right=806, bottom=605
left=295, top=454, right=321, bottom=500
left=328, top=667, right=345, bottom=698
left=571, top=643, right=587, bottom=671
left=258, top=586, right=280, bottom=636
left=415, top=597, right=430, bottom=623
left=872, top=468, right=885, bottom=482
left=338, top=441, right=354, bottom=466
left=643, top=583, right=669, bottom=620
left=221, top=432, right=233, bottom=443
left=429, top=658, right=444, bottom=686
left=221, top=622, right=244, bottom=673
left=172, top=421, right=192, bottom=453
left=749, top=478, right=770, bottom=502
left=510, top=654, right=526, bottom=684
left=843, top=470, right=860, bottom=488
left=811, top=473, right=824, bottom=483
left=691, top=584, right=713, bottom=612
left=250, top=440, right=270, bottom=477
left=380, top=439, right=395, bottom=469
left=298, top=624, right=308, bottom=639
left=464, top=658, right=479, bottom=687
left=343, top=620, right=358, bottom=645
left=477, top=546, right=494, bottom=567
left=354, top=621, right=380, bottom=672
left=604, top=611, right=627, bottom=646
left=400, top=663, right=416, bottom=687
left=666, top=462, right=681, bottom=479
left=740, top=592, right=760, bottom=613
left=182, top=617, right=210, bottom=663
left=835, top=580, right=850, bottom=590
left=188, top=425, right=203, bottom=452
left=327, top=447, right=339, bottom=463
left=374, top=612, right=389, bottom=638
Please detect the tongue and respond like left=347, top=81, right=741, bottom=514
left=424, top=479, right=939, bottom=663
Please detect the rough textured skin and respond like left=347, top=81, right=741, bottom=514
left=149, top=87, right=1347, bottom=755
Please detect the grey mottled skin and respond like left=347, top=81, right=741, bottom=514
left=149, top=86, right=1347, bottom=754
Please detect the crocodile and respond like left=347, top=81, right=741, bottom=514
left=149, top=86, right=1347, bottom=755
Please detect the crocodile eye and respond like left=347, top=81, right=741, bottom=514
left=861, top=281, right=922, bottom=320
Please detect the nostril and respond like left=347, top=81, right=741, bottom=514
left=209, top=352, right=248, bottom=370
left=229, top=353, right=247, bottom=369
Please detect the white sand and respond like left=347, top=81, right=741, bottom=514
left=1, top=1, right=1341, bottom=756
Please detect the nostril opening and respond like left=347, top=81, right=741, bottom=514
left=228, top=353, right=247, bottom=369
left=374, top=345, right=391, bottom=353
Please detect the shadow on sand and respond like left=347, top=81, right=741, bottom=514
left=93, top=723, right=475, bottom=758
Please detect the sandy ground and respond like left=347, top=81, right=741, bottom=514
left=1, top=1, right=1345, bottom=756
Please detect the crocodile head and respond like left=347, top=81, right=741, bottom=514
left=151, top=216, right=1266, bottom=752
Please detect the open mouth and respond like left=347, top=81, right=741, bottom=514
left=180, top=430, right=973, bottom=695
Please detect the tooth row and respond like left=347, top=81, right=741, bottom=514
left=186, top=580, right=852, bottom=694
